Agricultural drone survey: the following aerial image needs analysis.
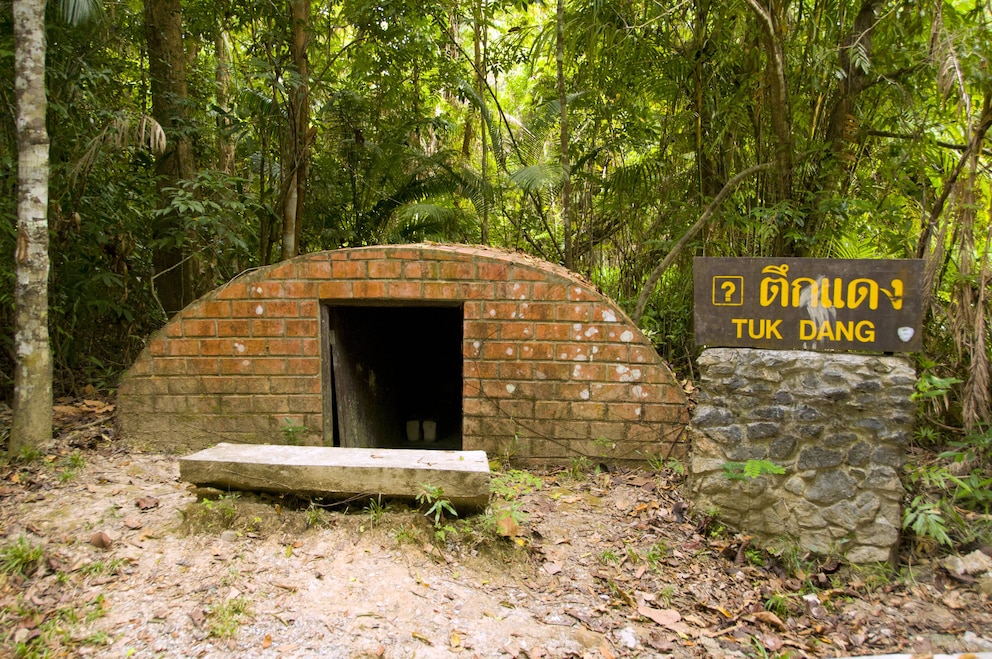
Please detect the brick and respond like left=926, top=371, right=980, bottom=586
left=217, top=358, right=252, bottom=375
left=253, top=359, right=288, bottom=375
left=165, top=322, right=184, bottom=338
left=387, top=281, right=423, bottom=298
left=423, top=282, right=459, bottom=298
left=403, top=261, right=439, bottom=279
left=217, top=319, right=251, bottom=336
left=154, top=396, right=191, bottom=413
left=248, top=281, right=282, bottom=297
left=267, top=262, right=298, bottom=279
left=572, top=402, right=607, bottom=420
left=500, top=361, right=534, bottom=380
left=535, top=401, right=570, bottom=420
left=387, top=247, right=423, bottom=260
left=265, top=338, right=302, bottom=355
left=500, top=322, right=535, bottom=340
left=369, top=260, right=403, bottom=278
left=233, top=339, right=268, bottom=355
left=519, top=343, right=555, bottom=361
left=288, top=395, right=322, bottom=413
left=533, top=362, right=571, bottom=380
left=284, top=319, right=318, bottom=337
left=128, top=360, right=152, bottom=376
left=558, top=382, right=594, bottom=401
left=439, top=261, right=475, bottom=279
left=352, top=247, right=386, bottom=260
left=301, top=339, right=320, bottom=356
left=494, top=399, right=535, bottom=418
left=552, top=421, right=590, bottom=440
left=463, top=361, right=498, bottom=379
left=252, top=395, right=290, bottom=414
left=267, top=300, right=300, bottom=317
left=317, top=281, right=354, bottom=299
left=566, top=285, right=600, bottom=302
left=353, top=281, right=387, bottom=298
left=168, top=340, right=200, bottom=357
left=282, top=280, right=316, bottom=298
left=232, top=300, right=266, bottom=318
left=510, top=265, right=550, bottom=281
left=586, top=383, right=630, bottom=401
left=299, top=300, right=318, bottom=318
left=518, top=302, right=555, bottom=320
left=480, top=302, right=519, bottom=320
left=299, top=260, right=332, bottom=278
left=477, top=262, right=512, bottom=281
left=555, top=344, right=594, bottom=362
left=200, top=301, right=233, bottom=318
left=462, top=283, right=495, bottom=299
left=200, top=339, right=235, bottom=356
left=234, top=377, right=271, bottom=394
left=570, top=323, right=609, bottom=342
left=149, top=340, right=168, bottom=357
left=463, top=397, right=495, bottom=416
left=607, top=402, right=645, bottom=421
left=185, top=357, right=219, bottom=375
left=587, top=422, right=629, bottom=442
left=608, top=363, right=645, bottom=383
left=557, top=304, right=593, bottom=322
left=532, top=283, right=570, bottom=301
left=154, top=358, right=187, bottom=375
left=482, top=342, right=517, bottom=360
left=130, top=378, right=169, bottom=395
left=288, top=358, right=320, bottom=375
left=628, top=345, right=660, bottom=365
left=251, top=319, right=286, bottom=337
left=464, top=321, right=498, bottom=340
left=535, top=323, right=571, bottom=341
left=567, top=363, right=607, bottom=381
left=270, top=377, right=321, bottom=394
left=202, top=376, right=238, bottom=394
left=595, top=344, right=630, bottom=362
left=220, top=396, right=253, bottom=414
left=217, top=281, right=250, bottom=300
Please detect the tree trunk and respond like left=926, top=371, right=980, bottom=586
left=556, top=0, right=573, bottom=269
left=10, top=0, right=53, bottom=456
left=216, top=30, right=235, bottom=175
left=743, top=0, right=792, bottom=204
left=474, top=0, right=489, bottom=245
left=280, top=0, right=310, bottom=262
left=145, top=0, right=194, bottom=316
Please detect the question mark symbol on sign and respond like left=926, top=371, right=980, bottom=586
left=721, top=280, right=736, bottom=302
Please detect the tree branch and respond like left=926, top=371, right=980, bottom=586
left=632, top=162, right=774, bottom=323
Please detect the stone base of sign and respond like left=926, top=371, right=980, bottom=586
left=688, top=348, right=915, bottom=563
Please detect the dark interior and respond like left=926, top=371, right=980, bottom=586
left=323, top=304, right=463, bottom=450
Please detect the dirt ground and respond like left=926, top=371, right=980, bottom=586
left=1, top=400, right=992, bottom=658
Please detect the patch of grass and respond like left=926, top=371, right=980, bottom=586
left=78, top=558, right=128, bottom=577
left=0, top=536, right=44, bottom=578
left=416, top=484, right=457, bottom=527
left=365, top=495, right=386, bottom=526
left=764, top=592, right=790, bottom=618
left=597, top=549, right=620, bottom=565
left=207, top=597, right=250, bottom=638
left=566, top=456, right=593, bottom=480
left=491, top=470, right=542, bottom=500
left=645, top=541, right=669, bottom=568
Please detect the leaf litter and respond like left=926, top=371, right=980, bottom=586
left=0, top=400, right=990, bottom=657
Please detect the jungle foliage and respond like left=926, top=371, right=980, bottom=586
left=1, top=0, right=990, bottom=522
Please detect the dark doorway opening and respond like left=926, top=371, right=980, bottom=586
left=322, top=303, right=463, bottom=450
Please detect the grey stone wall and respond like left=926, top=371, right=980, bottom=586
left=688, top=348, right=915, bottom=563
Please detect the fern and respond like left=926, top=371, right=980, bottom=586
left=722, top=459, right=786, bottom=481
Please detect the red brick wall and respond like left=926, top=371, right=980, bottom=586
left=118, top=244, right=688, bottom=463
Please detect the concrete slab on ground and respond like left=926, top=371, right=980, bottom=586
left=179, top=443, right=491, bottom=510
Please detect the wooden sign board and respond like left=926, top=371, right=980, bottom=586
left=693, top=257, right=924, bottom=352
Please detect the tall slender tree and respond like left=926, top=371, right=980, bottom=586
left=10, top=0, right=53, bottom=455
left=145, top=0, right=195, bottom=315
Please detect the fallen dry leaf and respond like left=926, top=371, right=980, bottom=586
left=89, top=531, right=113, bottom=549
left=123, top=516, right=143, bottom=530
left=638, top=605, right=681, bottom=627
left=135, top=496, right=159, bottom=510
left=746, top=611, right=788, bottom=632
